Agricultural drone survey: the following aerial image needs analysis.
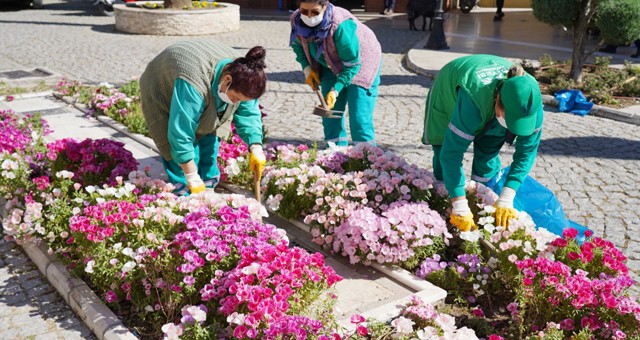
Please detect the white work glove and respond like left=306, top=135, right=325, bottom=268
left=494, top=187, right=517, bottom=227
left=249, top=144, right=266, bottom=181
left=185, top=170, right=205, bottom=195
left=450, top=198, right=476, bottom=232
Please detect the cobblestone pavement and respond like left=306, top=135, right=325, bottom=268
left=0, top=0, right=639, bottom=332
left=0, top=239, right=95, bottom=339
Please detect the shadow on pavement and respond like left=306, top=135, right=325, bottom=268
left=265, top=70, right=303, bottom=84
left=380, top=74, right=430, bottom=87
left=539, top=136, right=640, bottom=160
left=0, top=239, right=93, bottom=337
left=0, top=19, right=112, bottom=31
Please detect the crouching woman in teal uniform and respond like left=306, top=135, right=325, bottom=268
left=290, top=0, right=382, bottom=146
left=140, top=40, right=267, bottom=195
left=422, top=54, right=544, bottom=232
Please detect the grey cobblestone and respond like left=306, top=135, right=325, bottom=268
left=0, top=0, right=639, bottom=332
left=0, top=239, right=94, bottom=339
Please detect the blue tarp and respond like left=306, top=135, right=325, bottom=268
left=554, top=89, right=594, bottom=116
left=485, top=167, right=592, bottom=243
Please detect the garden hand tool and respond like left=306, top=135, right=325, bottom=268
left=493, top=187, right=518, bottom=227
left=311, top=83, right=344, bottom=119
left=450, top=198, right=477, bottom=232
left=249, top=144, right=266, bottom=201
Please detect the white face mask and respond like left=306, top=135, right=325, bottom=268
left=301, top=13, right=323, bottom=27
left=217, top=81, right=235, bottom=104
left=496, top=115, right=508, bottom=129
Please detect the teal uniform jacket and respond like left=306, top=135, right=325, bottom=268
left=291, top=19, right=360, bottom=93
left=168, top=58, right=263, bottom=164
left=423, top=55, right=543, bottom=198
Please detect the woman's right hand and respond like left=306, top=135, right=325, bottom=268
left=450, top=198, right=477, bottom=232
left=185, top=170, right=205, bottom=194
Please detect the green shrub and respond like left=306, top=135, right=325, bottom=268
left=539, top=53, right=556, bottom=68
left=595, top=0, right=640, bottom=45
left=531, top=0, right=582, bottom=28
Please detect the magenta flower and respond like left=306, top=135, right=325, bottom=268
left=105, top=290, right=118, bottom=303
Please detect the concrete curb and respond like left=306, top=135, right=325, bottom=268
left=19, top=242, right=137, bottom=340
left=4, top=95, right=140, bottom=340
left=0, top=90, right=54, bottom=102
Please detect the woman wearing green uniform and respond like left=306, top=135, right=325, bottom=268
left=423, top=54, right=544, bottom=232
left=290, top=0, right=382, bottom=146
left=140, top=40, right=267, bottom=195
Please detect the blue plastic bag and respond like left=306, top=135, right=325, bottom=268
left=485, top=167, right=591, bottom=243
left=554, top=89, right=594, bottom=116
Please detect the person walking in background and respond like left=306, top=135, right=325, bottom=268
left=139, top=40, right=267, bottom=195
left=422, top=54, right=544, bottom=232
left=631, top=39, right=640, bottom=58
left=381, top=0, right=396, bottom=15
left=494, top=0, right=504, bottom=21
left=290, top=0, right=382, bottom=147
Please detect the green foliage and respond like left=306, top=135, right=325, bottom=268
left=533, top=54, right=640, bottom=106
left=264, top=177, right=315, bottom=219
left=401, top=236, right=446, bottom=272
left=122, top=104, right=149, bottom=135
left=119, top=79, right=140, bottom=98
left=77, top=85, right=98, bottom=104
left=539, top=54, right=558, bottom=68
left=531, top=0, right=581, bottom=29
left=0, top=80, right=50, bottom=96
left=595, top=0, right=640, bottom=45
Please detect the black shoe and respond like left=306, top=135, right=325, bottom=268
left=493, top=15, right=502, bottom=22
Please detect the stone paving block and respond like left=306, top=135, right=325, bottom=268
left=1, top=292, right=28, bottom=306
left=26, top=283, right=56, bottom=299
left=2, top=97, right=62, bottom=114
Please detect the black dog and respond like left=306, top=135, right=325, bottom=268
left=407, top=0, right=437, bottom=31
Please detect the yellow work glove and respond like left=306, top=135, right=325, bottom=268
left=185, top=171, right=205, bottom=195
left=249, top=144, right=266, bottom=181
left=303, top=66, right=320, bottom=90
left=450, top=198, right=477, bottom=232
left=494, top=187, right=518, bottom=227
left=325, top=89, right=338, bottom=110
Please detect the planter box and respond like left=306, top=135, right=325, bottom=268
left=114, top=2, right=240, bottom=36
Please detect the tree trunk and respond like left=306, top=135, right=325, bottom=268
left=570, top=0, right=598, bottom=83
left=165, top=0, right=191, bottom=9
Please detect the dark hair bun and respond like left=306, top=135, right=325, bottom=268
left=245, top=46, right=266, bottom=70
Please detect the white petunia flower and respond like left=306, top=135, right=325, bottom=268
left=85, top=260, right=95, bottom=273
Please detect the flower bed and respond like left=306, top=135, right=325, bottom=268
left=1, top=108, right=474, bottom=339
left=43, top=80, right=640, bottom=339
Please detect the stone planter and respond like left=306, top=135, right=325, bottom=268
left=114, top=2, right=240, bottom=36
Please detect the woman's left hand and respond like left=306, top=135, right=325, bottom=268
left=325, top=89, right=338, bottom=109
